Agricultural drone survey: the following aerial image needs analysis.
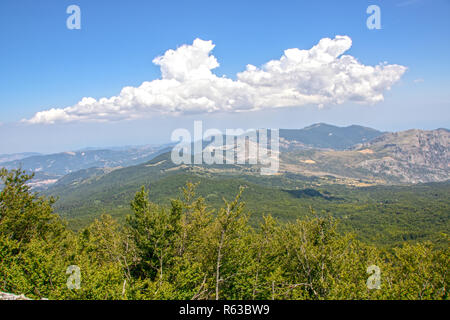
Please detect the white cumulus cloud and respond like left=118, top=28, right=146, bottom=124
left=24, top=36, right=406, bottom=124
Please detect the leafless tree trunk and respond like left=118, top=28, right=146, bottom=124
left=215, top=226, right=226, bottom=300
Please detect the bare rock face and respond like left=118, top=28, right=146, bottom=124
left=0, top=292, right=31, bottom=300
left=356, top=129, right=450, bottom=183
left=280, top=128, right=449, bottom=184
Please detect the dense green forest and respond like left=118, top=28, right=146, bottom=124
left=0, top=168, right=448, bottom=300
left=48, top=162, right=450, bottom=247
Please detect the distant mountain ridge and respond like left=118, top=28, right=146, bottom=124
left=0, top=152, right=41, bottom=163
left=280, top=128, right=449, bottom=184
left=2, top=124, right=448, bottom=189
left=0, top=145, right=172, bottom=188
left=46, top=126, right=449, bottom=194
left=354, top=128, right=449, bottom=183
left=280, top=123, right=383, bottom=150
left=0, top=147, right=161, bottom=175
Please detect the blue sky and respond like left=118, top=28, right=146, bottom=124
left=0, top=0, right=449, bottom=153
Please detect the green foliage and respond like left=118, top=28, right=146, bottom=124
left=0, top=169, right=448, bottom=300
left=0, top=168, right=63, bottom=243
left=47, top=167, right=449, bottom=248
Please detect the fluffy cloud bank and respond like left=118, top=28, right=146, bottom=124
left=24, top=36, right=406, bottom=124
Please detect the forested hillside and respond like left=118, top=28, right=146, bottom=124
left=42, top=151, right=450, bottom=247
left=1, top=126, right=448, bottom=300
left=0, top=169, right=448, bottom=300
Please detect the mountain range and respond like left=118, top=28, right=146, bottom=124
left=0, top=144, right=172, bottom=188
left=280, top=127, right=449, bottom=184
left=0, top=152, right=41, bottom=163
left=1, top=123, right=448, bottom=188
left=2, top=122, right=446, bottom=242
left=280, top=123, right=383, bottom=150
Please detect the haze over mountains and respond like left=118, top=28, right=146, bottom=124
left=0, top=144, right=172, bottom=188
left=0, top=152, right=41, bottom=164
left=0, top=123, right=448, bottom=189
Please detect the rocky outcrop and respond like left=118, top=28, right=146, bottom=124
left=0, top=292, right=31, bottom=300
left=356, top=129, right=449, bottom=183
left=0, top=291, right=49, bottom=300
left=281, top=128, right=449, bottom=184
